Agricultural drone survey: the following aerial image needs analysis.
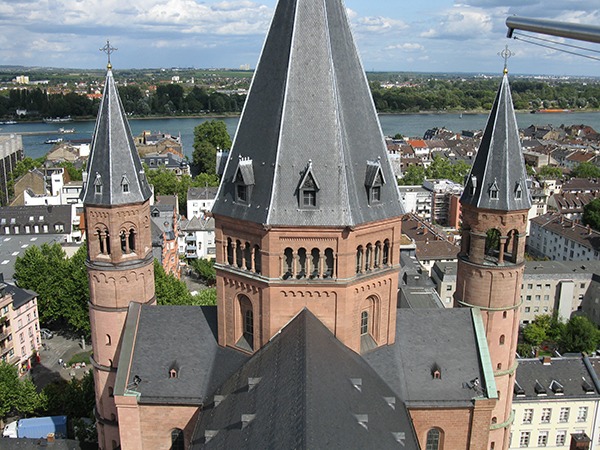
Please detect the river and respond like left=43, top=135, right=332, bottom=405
left=3, top=111, right=600, bottom=160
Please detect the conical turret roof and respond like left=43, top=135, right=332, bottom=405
left=82, top=69, right=152, bottom=206
left=211, top=0, right=404, bottom=227
left=461, top=73, right=531, bottom=211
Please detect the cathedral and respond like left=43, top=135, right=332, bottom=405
left=81, top=0, right=530, bottom=448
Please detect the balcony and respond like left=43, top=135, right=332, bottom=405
left=0, top=344, right=13, bottom=358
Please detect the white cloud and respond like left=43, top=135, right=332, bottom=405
left=386, top=43, right=425, bottom=52
left=421, top=7, right=494, bottom=40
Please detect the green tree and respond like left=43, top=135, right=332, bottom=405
left=192, top=120, right=232, bottom=174
left=572, top=162, right=600, bottom=179
left=0, top=362, right=44, bottom=420
left=42, top=370, right=95, bottom=419
left=538, top=165, right=563, bottom=180
left=189, top=258, right=216, bottom=285
left=398, top=165, right=425, bottom=186
left=560, top=315, right=599, bottom=354
left=192, top=288, right=217, bottom=306
left=154, top=260, right=193, bottom=305
left=11, top=157, right=45, bottom=180
left=523, top=321, right=547, bottom=347
left=583, top=198, right=600, bottom=232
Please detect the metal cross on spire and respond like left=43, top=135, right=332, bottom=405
left=498, top=45, right=514, bottom=74
left=100, top=40, right=117, bottom=70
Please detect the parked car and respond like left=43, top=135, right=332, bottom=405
left=40, top=328, right=53, bottom=339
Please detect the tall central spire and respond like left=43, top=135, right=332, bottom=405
left=82, top=68, right=152, bottom=206
left=212, top=0, right=403, bottom=227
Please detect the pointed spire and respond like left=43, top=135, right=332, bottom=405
left=212, top=0, right=403, bottom=227
left=461, top=72, right=531, bottom=211
left=82, top=67, right=152, bottom=206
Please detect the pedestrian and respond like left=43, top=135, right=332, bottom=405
left=58, top=358, right=63, bottom=366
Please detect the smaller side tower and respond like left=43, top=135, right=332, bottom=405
left=83, top=61, right=155, bottom=450
left=455, top=69, right=531, bottom=450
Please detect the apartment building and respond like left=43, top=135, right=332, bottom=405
left=0, top=274, right=41, bottom=373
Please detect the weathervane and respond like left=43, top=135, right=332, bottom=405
left=100, top=40, right=118, bottom=70
left=498, top=45, right=513, bottom=74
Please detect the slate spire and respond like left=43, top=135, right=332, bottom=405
left=211, top=0, right=404, bottom=227
left=461, top=72, right=531, bottom=211
left=82, top=68, right=152, bottom=206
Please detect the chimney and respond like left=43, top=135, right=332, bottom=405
left=542, top=356, right=552, bottom=365
left=570, top=432, right=591, bottom=450
left=588, top=225, right=592, bottom=236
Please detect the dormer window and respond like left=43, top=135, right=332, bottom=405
left=93, top=172, right=103, bottom=195
left=233, top=157, right=255, bottom=205
left=489, top=180, right=499, bottom=200
left=470, top=175, right=477, bottom=196
left=121, top=174, right=130, bottom=193
left=365, top=158, right=385, bottom=205
left=298, top=161, right=320, bottom=209
left=515, top=182, right=523, bottom=200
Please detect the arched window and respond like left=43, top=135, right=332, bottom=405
left=105, top=230, right=111, bottom=255
left=383, top=239, right=390, bottom=266
left=356, top=246, right=364, bottom=274
left=324, top=248, right=335, bottom=278
left=485, top=229, right=501, bottom=260
left=374, top=241, right=382, bottom=268
left=283, top=248, right=293, bottom=279
left=297, top=248, right=307, bottom=279
left=108, top=386, right=114, bottom=398
left=426, top=428, right=442, bottom=450
left=310, top=248, right=320, bottom=278
left=497, top=363, right=502, bottom=370
left=97, top=229, right=105, bottom=255
left=505, top=229, right=519, bottom=263
left=226, top=238, right=234, bottom=265
left=236, top=240, right=243, bottom=268
left=499, top=335, right=505, bottom=345
left=503, top=311, right=508, bottom=319
left=365, top=244, right=373, bottom=270
left=128, top=228, right=136, bottom=252
left=237, top=295, right=254, bottom=352
left=253, top=245, right=261, bottom=274
left=360, top=311, right=369, bottom=335
left=120, top=231, right=127, bottom=253
left=171, top=428, right=184, bottom=450
left=244, top=243, right=252, bottom=271
left=106, top=334, right=111, bottom=346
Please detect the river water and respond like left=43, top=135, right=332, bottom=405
left=3, top=111, right=600, bottom=160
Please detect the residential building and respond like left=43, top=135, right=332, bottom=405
left=423, top=179, right=464, bottom=226
left=0, top=134, right=23, bottom=206
left=510, top=356, right=600, bottom=450
left=150, top=201, right=180, bottom=278
left=178, top=214, right=215, bottom=260
left=134, top=131, right=183, bottom=158
left=186, top=186, right=218, bottom=218
left=432, top=260, right=600, bottom=324
left=547, top=192, right=597, bottom=221
left=0, top=274, right=41, bottom=373
left=141, top=152, right=190, bottom=177
left=528, top=213, right=600, bottom=262
left=0, top=205, right=79, bottom=243
left=398, top=185, right=432, bottom=221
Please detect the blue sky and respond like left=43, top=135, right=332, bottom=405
left=1, top=0, right=599, bottom=76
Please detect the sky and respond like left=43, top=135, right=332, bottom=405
left=1, top=0, right=600, bottom=76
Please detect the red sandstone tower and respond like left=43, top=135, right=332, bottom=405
left=455, top=69, right=531, bottom=450
left=211, top=0, right=405, bottom=355
left=82, top=62, right=155, bottom=449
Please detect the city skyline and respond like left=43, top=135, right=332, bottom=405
left=0, top=0, right=599, bottom=76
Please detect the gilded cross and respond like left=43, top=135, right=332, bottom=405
left=100, top=40, right=118, bottom=69
left=498, top=45, right=513, bottom=74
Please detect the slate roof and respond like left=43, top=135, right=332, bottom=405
left=461, top=74, right=532, bottom=211
left=5, top=283, right=37, bottom=309
left=211, top=0, right=404, bottom=227
left=514, top=356, right=600, bottom=400
left=0, top=205, right=72, bottom=233
left=81, top=69, right=152, bottom=206
left=116, top=304, right=249, bottom=405
left=364, top=308, right=494, bottom=406
left=531, top=212, right=600, bottom=252
left=190, top=309, right=419, bottom=449
left=187, top=187, right=218, bottom=201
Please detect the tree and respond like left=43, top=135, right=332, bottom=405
left=560, top=315, right=599, bottom=354
left=192, top=120, right=232, bottom=174
left=0, top=362, right=44, bottom=420
left=42, top=370, right=95, bottom=419
left=189, top=258, right=216, bottom=285
left=572, top=162, right=600, bottom=179
left=538, top=165, right=562, bottom=180
left=398, top=165, right=425, bottom=186
left=583, top=198, right=600, bottom=232
left=192, top=288, right=217, bottom=306
left=154, top=260, right=193, bottom=305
